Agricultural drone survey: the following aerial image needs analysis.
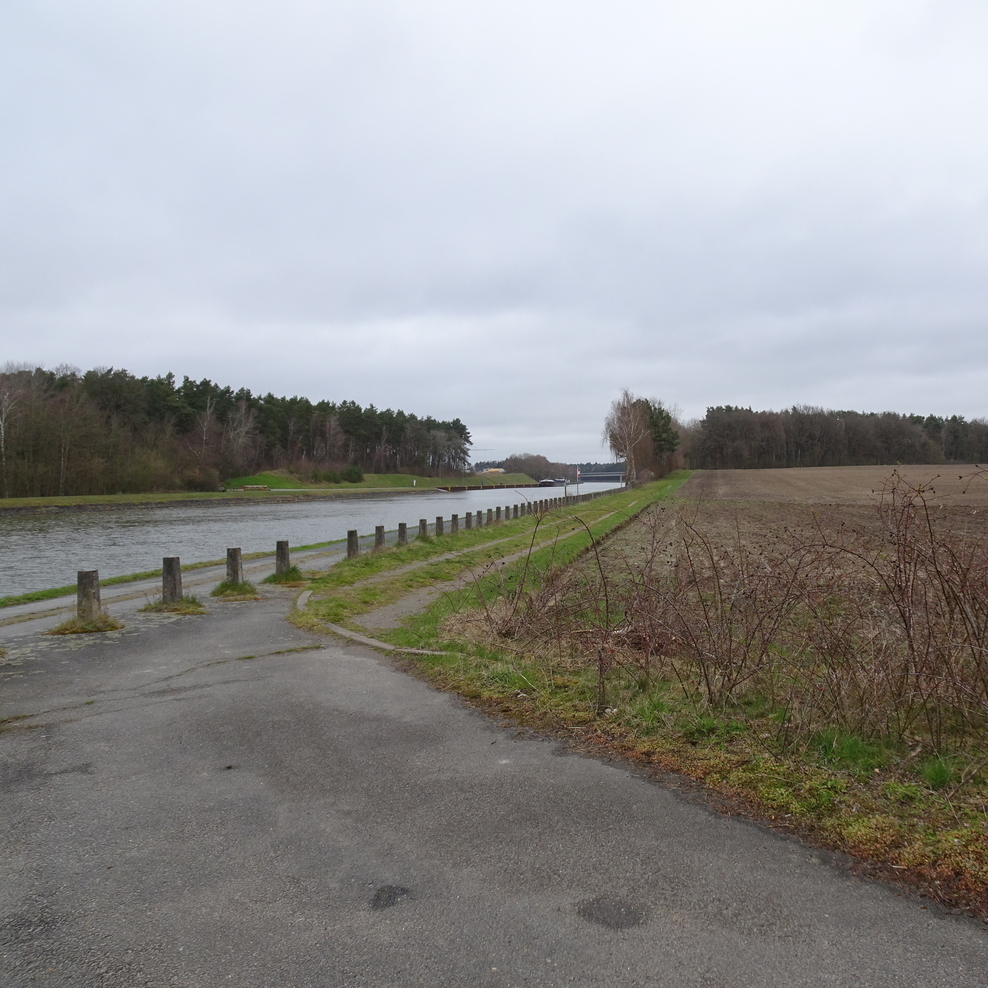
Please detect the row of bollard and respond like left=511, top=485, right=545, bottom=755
left=75, top=540, right=294, bottom=621
left=344, top=490, right=605, bottom=559
left=74, top=491, right=607, bottom=619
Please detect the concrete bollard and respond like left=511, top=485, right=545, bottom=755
left=505, top=505, right=510, bottom=520
left=476, top=510, right=483, bottom=527
left=513, top=504, right=519, bottom=519
left=451, top=514, right=459, bottom=534
left=162, top=557, right=182, bottom=603
left=495, top=506, right=501, bottom=522
left=398, top=522, right=407, bottom=546
left=435, top=516, right=444, bottom=536
left=375, top=525, right=385, bottom=550
left=276, top=540, right=290, bottom=575
left=419, top=518, right=428, bottom=539
left=347, top=530, right=359, bottom=559
left=464, top=512, right=472, bottom=530
left=77, top=570, right=101, bottom=621
left=226, top=548, right=243, bottom=585
left=487, top=508, right=493, bottom=525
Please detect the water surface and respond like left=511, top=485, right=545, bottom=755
left=0, top=483, right=621, bottom=597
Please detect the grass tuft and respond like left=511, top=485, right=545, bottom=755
left=46, top=612, right=124, bottom=634
left=139, top=595, right=208, bottom=614
left=262, top=565, right=305, bottom=585
left=210, top=580, right=260, bottom=600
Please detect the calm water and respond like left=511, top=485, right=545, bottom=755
left=0, top=483, right=622, bottom=597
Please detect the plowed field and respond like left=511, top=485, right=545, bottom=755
left=680, top=464, right=988, bottom=506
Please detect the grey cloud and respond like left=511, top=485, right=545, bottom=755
left=3, top=1, right=988, bottom=462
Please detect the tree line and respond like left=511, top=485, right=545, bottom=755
left=0, top=365, right=472, bottom=497
left=688, top=405, right=988, bottom=470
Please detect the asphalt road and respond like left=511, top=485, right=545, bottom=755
left=1, top=589, right=987, bottom=987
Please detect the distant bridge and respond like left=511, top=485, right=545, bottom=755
left=580, top=472, right=625, bottom=483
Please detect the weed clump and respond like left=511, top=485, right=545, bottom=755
left=210, top=580, right=260, bottom=600
left=140, top=595, right=208, bottom=614
left=262, top=566, right=305, bottom=585
left=47, top=612, right=123, bottom=634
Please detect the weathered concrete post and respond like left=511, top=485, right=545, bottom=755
left=275, top=540, right=290, bottom=575
left=375, top=525, right=385, bottom=550
left=419, top=518, right=428, bottom=539
left=464, top=512, right=472, bottom=530
left=347, top=530, right=359, bottom=559
left=162, top=557, right=182, bottom=603
left=435, top=516, right=444, bottom=536
left=226, top=548, right=243, bottom=585
left=475, top=510, right=483, bottom=528
left=398, top=522, right=407, bottom=546
left=451, top=514, right=459, bottom=534
left=495, top=506, right=501, bottom=522
left=77, top=570, right=101, bottom=621
left=505, top=505, right=510, bottom=520
left=487, top=508, right=494, bottom=525
left=513, top=504, right=519, bottom=519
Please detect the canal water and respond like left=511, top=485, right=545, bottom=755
left=0, top=483, right=622, bottom=598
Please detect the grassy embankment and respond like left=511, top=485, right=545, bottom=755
left=0, top=471, right=536, bottom=510
left=292, top=482, right=662, bottom=633
left=224, top=470, right=536, bottom=490
left=294, top=472, right=988, bottom=918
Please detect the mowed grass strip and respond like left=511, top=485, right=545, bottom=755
left=295, top=482, right=676, bottom=632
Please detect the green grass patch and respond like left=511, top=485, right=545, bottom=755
left=222, top=470, right=537, bottom=491
left=918, top=755, right=957, bottom=790
left=812, top=729, right=894, bottom=779
left=262, top=565, right=305, bottom=585
left=223, top=471, right=302, bottom=489
left=0, top=584, right=79, bottom=609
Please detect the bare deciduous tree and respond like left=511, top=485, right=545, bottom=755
left=602, top=390, right=651, bottom=485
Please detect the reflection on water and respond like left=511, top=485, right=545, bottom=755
left=0, top=483, right=621, bottom=597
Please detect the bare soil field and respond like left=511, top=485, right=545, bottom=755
left=615, top=465, right=988, bottom=578
left=681, top=464, right=988, bottom=506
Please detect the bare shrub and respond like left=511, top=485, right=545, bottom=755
left=481, top=469, right=988, bottom=758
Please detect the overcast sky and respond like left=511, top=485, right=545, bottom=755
left=3, top=1, right=988, bottom=462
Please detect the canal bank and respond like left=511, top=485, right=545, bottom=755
left=1, top=483, right=623, bottom=600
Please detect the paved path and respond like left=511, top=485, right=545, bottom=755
left=1, top=589, right=986, bottom=987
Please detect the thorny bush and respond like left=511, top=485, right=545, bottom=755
left=486, top=470, right=988, bottom=763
